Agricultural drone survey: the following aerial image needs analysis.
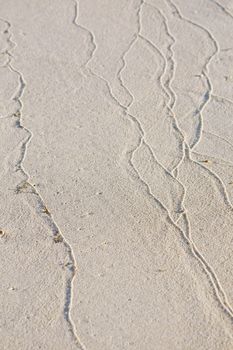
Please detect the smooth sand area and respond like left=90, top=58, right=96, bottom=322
left=1, top=0, right=233, bottom=349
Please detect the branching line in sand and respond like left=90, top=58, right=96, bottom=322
left=138, top=31, right=185, bottom=174
left=203, top=129, right=233, bottom=151
left=212, top=93, right=233, bottom=105
left=73, top=0, right=233, bottom=324
left=141, top=2, right=233, bottom=322
left=166, top=0, right=219, bottom=149
left=73, top=0, right=144, bottom=175
left=165, top=0, right=232, bottom=209
left=163, top=0, right=233, bottom=320
left=144, top=3, right=177, bottom=110
left=74, top=0, right=183, bottom=217
left=0, top=18, right=85, bottom=350
left=210, top=0, right=233, bottom=20
left=141, top=2, right=187, bottom=195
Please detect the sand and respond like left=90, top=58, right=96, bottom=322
left=0, top=0, right=233, bottom=349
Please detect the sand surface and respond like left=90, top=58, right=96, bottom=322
left=1, top=0, right=233, bottom=349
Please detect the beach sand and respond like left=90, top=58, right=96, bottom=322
left=1, top=0, right=233, bottom=349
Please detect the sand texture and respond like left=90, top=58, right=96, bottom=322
left=1, top=0, right=233, bottom=349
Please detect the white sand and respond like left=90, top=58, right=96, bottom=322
left=1, top=0, right=233, bottom=349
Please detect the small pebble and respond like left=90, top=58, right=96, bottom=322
left=53, top=233, right=63, bottom=243
left=8, top=287, right=16, bottom=291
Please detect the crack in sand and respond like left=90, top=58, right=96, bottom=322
left=163, top=0, right=233, bottom=319
left=138, top=32, right=185, bottom=175
left=142, top=3, right=233, bottom=320
left=212, top=93, right=233, bottom=105
left=115, top=1, right=144, bottom=109
left=166, top=0, right=219, bottom=149
left=78, top=0, right=184, bottom=217
left=73, top=0, right=144, bottom=178
left=203, top=129, right=233, bottom=151
left=144, top=3, right=177, bottom=110
left=73, top=0, right=233, bottom=324
left=0, top=18, right=85, bottom=350
left=113, top=0, right=233, bottom=322
left=210, top=0, right=233, bottom=19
